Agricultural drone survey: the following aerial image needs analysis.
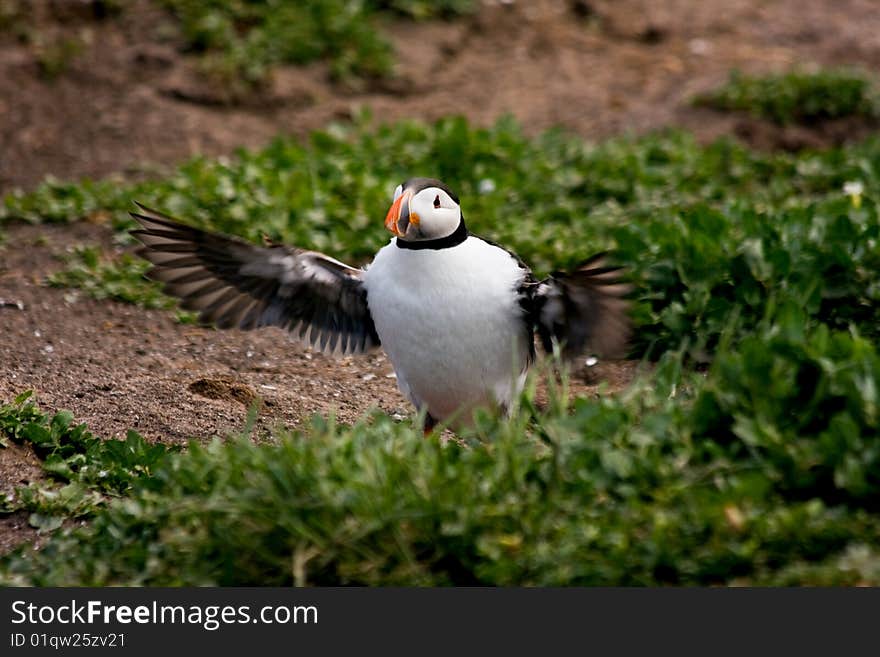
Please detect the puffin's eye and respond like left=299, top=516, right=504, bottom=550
left=433, top=195, right=441, bottom=209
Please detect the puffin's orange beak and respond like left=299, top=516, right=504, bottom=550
left=385, top=190, right=418, bottom=237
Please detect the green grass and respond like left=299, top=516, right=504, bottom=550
left=1, top=116, right=879, bottom=584
left=159, top=0, right=476, bottom=93
left=33, top=35, right=85, bottom=79
left=695, top=69, right=880, bottom=125
left=2, top=320, right=879, bottom=585
left=1, top=1, right=476, bottom=95
left=0, top=0, right=120, bottom=79
left=3, top=115, right=879, bottom=361
left=46, top=245, right=198, bottom=322
left=0, top=391, right=175, bottom=533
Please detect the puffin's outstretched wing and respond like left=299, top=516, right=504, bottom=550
left=130, top=203, right=380, bottom=355
left=530, top=253, right=631, bottom=361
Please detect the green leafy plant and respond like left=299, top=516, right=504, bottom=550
left=0, top=391, right=176, bottom=531
left=34, top=36, right=84, bottom=79
left=695, top=69, right=880, bottom=125
left=1, top=118, right=878, bottom=585
left=47, top=245, right=197, bottom=321
left=156, top=0, right=478, bottom=95
left=165, top=1, right=401, bottom=92
left=1, top=392, right=173, bottom=496
left=2, top=317, right=879, bottom=585
left=5, top=117, right=880, bottom=360
left=2, top=0, right=476, bottom=91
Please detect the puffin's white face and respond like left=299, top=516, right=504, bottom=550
left=385, top=180, right=462, bottom=242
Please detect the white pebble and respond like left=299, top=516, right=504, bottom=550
left=689, top=39, right=711, bottom=55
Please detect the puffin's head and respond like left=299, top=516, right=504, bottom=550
left=384, top=177, right=463, bottom=242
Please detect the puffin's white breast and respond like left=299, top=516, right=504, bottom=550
left=363, top=237, right=530, bottom=425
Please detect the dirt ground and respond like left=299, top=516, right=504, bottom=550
left=1, top=0, right=880, bottom=552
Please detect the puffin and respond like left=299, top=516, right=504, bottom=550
left=131, top=177, right=630, bottom=431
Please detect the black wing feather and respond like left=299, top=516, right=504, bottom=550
left=129, top=203, right=380, bottom=355
left=525, top=252, right=631, bottom=361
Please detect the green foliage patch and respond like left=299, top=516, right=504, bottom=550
left=159, top=0, right=476, bottom=92
left=3, top=116, right=879, bottom=360
left=0, top=391, right=175, bottom=531
left=2, top=316, right=880, bottom=585
left=2, top=0, right=476, bottom=94
left=695, top=69, right=880, bottom=125
left=161, top=0, right=390, bottom=88
left=47, top=245, right=198, bottom=322
left=1, top=117, right=879, bottom=585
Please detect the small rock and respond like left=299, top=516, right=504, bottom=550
left=570, top=0, right=594, bottom=18
left=689, top=39, right=711, bottom=55
left=639, top=25, right=666, bottom=44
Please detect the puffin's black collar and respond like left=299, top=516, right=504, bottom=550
left=395, top=220, right=468, bottom=251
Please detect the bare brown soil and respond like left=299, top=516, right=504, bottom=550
left=2, top=0, right=880, bottom=552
